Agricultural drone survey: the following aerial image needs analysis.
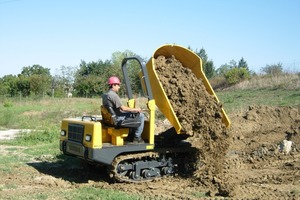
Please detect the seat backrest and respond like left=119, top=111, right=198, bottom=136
left=101, top=105, right=116, bottom=126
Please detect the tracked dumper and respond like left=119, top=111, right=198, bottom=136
left=59, top=44, right=230, bottom=182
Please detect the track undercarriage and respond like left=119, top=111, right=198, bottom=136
left=108, top=147, right=197, bottom=183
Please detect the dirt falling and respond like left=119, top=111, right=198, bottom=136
left=154, top=55, right=231, bottom=196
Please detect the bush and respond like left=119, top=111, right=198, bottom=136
left=0, top=108, right=14, bottom=127
left=210, top=76, right=229, bottom=90
left=3, top=101, right=13, bottom=108
left=224, top=67, right=251, bottom=85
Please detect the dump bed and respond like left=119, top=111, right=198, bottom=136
left=146, top=44, right=230, bottom=134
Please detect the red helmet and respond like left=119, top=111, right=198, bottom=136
left=108, top=76, right=121, bottom=85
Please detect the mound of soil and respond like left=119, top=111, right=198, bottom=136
left=224, top=105, right=300, bottom=198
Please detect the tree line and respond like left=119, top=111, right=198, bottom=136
left=0, top=47, right=284, bottom=98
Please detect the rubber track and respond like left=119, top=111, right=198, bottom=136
left=108, top=152, right=162, bottom=183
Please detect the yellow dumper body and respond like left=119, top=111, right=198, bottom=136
left=146, top=44, right=230, bottom=134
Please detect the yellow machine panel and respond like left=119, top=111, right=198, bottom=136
left=60, top=118, right=103, bottom=149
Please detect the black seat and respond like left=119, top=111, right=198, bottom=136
left=101, top=105, right=141, bottom=128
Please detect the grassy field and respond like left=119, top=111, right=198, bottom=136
left=0, top=88, right=298, bottom=130
left=0, top=75, right=299, bottom=199
left=217, top=88, right=300, bottom=113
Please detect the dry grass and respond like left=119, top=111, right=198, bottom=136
left=226, top=73, right=300, bottom=90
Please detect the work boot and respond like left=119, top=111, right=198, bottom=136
left=133, top=137, right=144, bottom=144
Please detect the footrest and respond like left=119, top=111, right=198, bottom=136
left=107, top=127, right=129, bottom=146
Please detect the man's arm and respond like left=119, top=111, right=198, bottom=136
left=120, top=105, right=142, bottom=113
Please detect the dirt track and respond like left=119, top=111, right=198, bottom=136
left=0, top=56, right=300, bottom=199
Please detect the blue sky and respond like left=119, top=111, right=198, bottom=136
left=0, top=0, right=299, bottom=77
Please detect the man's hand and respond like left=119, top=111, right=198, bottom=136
left=134, top=108, right=142, bottom=113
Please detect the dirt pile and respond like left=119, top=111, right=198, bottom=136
left=224, top=105, right=300, bottom=199
left=154, top=55, right=231, bottom=196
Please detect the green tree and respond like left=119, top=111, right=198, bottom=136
left=74, top=50, right=146, bottom=97
left=74, top=59, right=112, bottom=97
left=29, top=74, right=51, bottom=95
left=238, top=57, right=249, bottom=70
left=21, top=64, right=51, bottom=77
left=0, top=75, right=18, bottom=96
left=77, top=60, right=111, bottom=77
left=196, top=48, right=208, bottom=62
left=203, top=60, right=214, bottom=78
left=17, top=75, right=31, bottom=97
left=74, top=74, right=103, bottom=98
left=191, top=47, right=215, bottom=79
left=18, top=65, right=52, bottom=96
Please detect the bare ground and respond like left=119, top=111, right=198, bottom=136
left=0, top=56, right=300, bottom=199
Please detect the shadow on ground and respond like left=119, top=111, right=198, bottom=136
left=27, top=154, right=113, bottom=184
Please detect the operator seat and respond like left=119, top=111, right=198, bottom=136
left=101, top=105, right=141, bottom=128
